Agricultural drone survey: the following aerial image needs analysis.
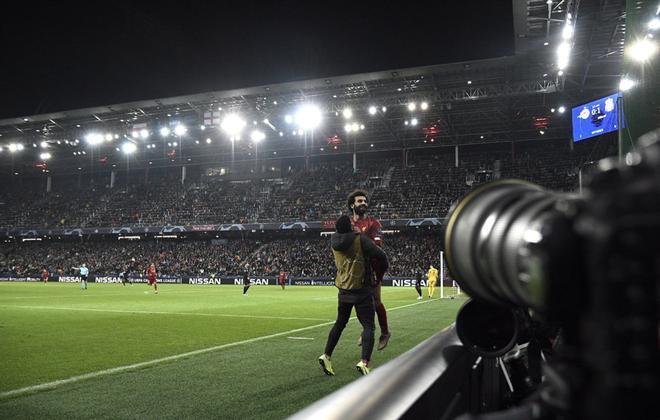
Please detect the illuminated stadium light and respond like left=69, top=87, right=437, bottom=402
left=114, top=134, right=120, bottom=139
left=351, top=122, right=359, bottom=132
left=558, top=70, right=564, bottom=76
left=368, top=106, right=377, bottom=115
left=619, top=77, right=636, bottom=92
left=407, top=102, right=416, bottom=111
left=85, top=133, right=103, bottom=145
left=360, top=124, right=365, bottom=130
left=140, top=129, right=149, bottom=139
left=160, top=127, right=171, bottom=137
left=279, top=131, right=284, bottom=136
left=539, top=130, right=545, bottom=135
left=411, top=118, right=418, bottom=126
left=206, top=138, right=212, bottom=144
left=40, top=141, right=48, bottom=148
left=174, top=124, right=187, bottom=136
left=544, top=41, right=549, bottom=46
left=649, top=18, right=660, bottom=31
left=121, top=142, right=137, bottom=154
left=562, top=22, right=574, bottom=40
left=294, top=104, right=322, bottom=130
left=420, top=102, right=429, bottom=110
left=221, top=114, right=246, bottom=137
left=131, top=131, right=139, bottom=138
left=251, top=130, right=266, bottom=143
left=557, top=42, right=571, bottom=70
left=551, top=108, right=556, bottom=113
left=344, top=123, right=352, bottom=133
left=467, top=80, right=472, bottom=85
left=40, top=152, right=51, bottom=160
left=558, top=106, right=566, bottom=114
left=381, top=106, right=387, bottom=113
left=8, top=143, right=23, bottom=153
left=284, top=114, right=293, bottom=124
left=627, top=38, right=657, bottom=62
left=404, top=120, right=409, bottom=126
left=105, top=133, right=113, bottom=141
left=172, top=142, right=178, bottom=147
left=200, top=125, right=206, bottom=130
left=342, top=108, right=353, bottom=119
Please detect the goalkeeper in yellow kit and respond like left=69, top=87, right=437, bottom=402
left=427, top=265, right=439, bottom=298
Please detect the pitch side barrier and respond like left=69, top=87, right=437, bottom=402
left=290, top=325, right=477, bottom=420
left=0, top=274, right=441, bottom=287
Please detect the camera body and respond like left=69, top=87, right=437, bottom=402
left=445, top=131, right=660, bottom=419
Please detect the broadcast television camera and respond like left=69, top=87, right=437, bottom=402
left=444, top=129, right=660, bottom=420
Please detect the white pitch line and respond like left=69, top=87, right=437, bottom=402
left=287, top=337, right=315, bottom=340
left=0, top=298, right=431, bottom=400
left=0, top=305, right=330, bottom=322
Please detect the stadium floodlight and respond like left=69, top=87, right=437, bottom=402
left=221, top=114, right=246, bottom=137
left=140, top=129, right=149, bottom=139
left=411, top=118, right=418, bottom=126
left=105, top=133, right=113, bottom=141
left=206, top=138, right=212, bottom=144
left=284, top=114, right=293, bottom=124
left=131, top=131, right=139, bottom=139
left=342, top=108, right=353, bottom=119
left=200, top=125, right=206, bottom=130
left=160, top=127, right=171, bottom=137
left=250, top=130, right=266, bottom=143
left=344, top=123, right=352, bottom=133
left=627, top=38, right=658, bottom=62
left=174, top=124, right=187, bottom=136
left=619, top=77, right=636, bottom=92
left=562, top=23, right=574, bottom=40
left=351, top=122, right=359, bottom=132
left=121, top=142, right=137, bottom=154
left=407, top=102, right=416, bottom=111
left=558, top=70, right=564, bottom=76
left=172, top=142, right=178, bottom=147
left=84, top=133, right=103, bottom=145
left=8, top=143, right=23, bottom=152
left=420, top=102, right=429, bottom=110
left=381, top=106, right=387, bottom=113
left=40, top=141, right=48, bottom=148
left=558, top=106, right=566, bottom=114
left=294, top=104, right=322, bottom=130
left=368, top=105, right=377, bottom=115
left=648, top=17, right=660, bottom=31
left=557, top=42, right=571, bottom=70
left=40, top=152, right=51, bottom=160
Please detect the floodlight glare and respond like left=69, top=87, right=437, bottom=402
left=174, top=124, right=187, bottom=136
left=131, top=131, right=139, bottom=138
left=562, top=23, right=574, bottom=40
left=40, top=152, right=51, bottom=160
left=121, top=142, right=137, bottom=154
left=368, top=106, right=377, bottom=115
left=648, top=18, right=660, bottom=31
left=251, top=130, right=266, bottom=143
left=557, top=42, right=571, bottom=69
left=619, top=77, right=636, bottom=92
left=627, top=38, right=658, bottom=62
left=558, top=106, right=566, bottom=113
left=344, top=123, right=352, bottom=133
left=411, top=118, right=418, bottom=126
left=284, top=115, right=293, bottom=124
left=351, top=122, right=359, bottom=132
left=85, top=133, right=103, bottom=145
left=294, top=104, right=322, bottom=130
left=140, top=129, right=149, bottom=139
left=342, top=108, right=353, bottom=119
left=40, top=141, right=48, bottom=148
left=420, top=102, right=429, bottom=110
left=221, top=114, right=246, bottom=137
left=407, top=103, right=416, bottom=111
left=160, top=127, right=171, bottom=137
left=105, top=134, right=113, bottom=141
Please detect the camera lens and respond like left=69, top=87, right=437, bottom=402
left=444, top=180, right=559, bottom=307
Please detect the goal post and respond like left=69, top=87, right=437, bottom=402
left=439, top=250, right=461, bottom=299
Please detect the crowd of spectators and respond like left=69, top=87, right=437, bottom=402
left=0, top=232, right=442, bottom=278
left=0, top=138, right=616, bottom=229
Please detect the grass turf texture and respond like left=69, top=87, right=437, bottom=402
left=0, top=282, right=465, bottom=419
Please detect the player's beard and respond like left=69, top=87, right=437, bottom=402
left=354, top=204, right=368, bottom=216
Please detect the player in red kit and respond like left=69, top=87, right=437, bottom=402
left=147, top=263, right=158, bottom=294
left=41, top=268, right=49, bottom=284
left=347, top=189, right=391, bottom=350
left=278, top=271, right=287, bottom=290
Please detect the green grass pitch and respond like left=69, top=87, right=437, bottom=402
left=0, top=282, right=465, bottom=419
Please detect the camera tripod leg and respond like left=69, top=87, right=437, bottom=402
left=498, top=357, right=514, bottom=393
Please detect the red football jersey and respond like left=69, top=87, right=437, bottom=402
left=352, top=216, right=383, bottom=247
left=147, top=266, right=157, bottom=280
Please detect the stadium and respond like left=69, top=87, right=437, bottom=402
left=1, top=1, right=658, bottom=419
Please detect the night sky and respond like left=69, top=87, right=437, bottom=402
left=0, top=1, right=513, bottom=119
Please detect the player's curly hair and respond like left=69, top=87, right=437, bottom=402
left=346, top=189, right=369, bottom=212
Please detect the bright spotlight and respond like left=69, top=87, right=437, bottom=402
left=160, top=127, right=171, bottom=137
left=140, top=129, right=149, bottom=139
left=40, top=152, right=51, bottom=160
left=250, top=130, right=266, bottom=143
left=619, top=77, right=636, bottom=92
left=627, top=38, right=658, bottom=62
left=648, top=18, right=660, bottom=31
left=8, top=144, right=19, bottom=152
left=558, top=70, right=564, bottom=76
left=121, top=142, right=137, bottom=154
left=407, top=103, right=416, bottom=111
left=131, top=131, right=139, bottom=139
left=381, top=106, right=387, bottom=113
left=411, top=118, right=418, bottom=126
left=40, top=141, right=48, bottom=148
left=420, top=102, right=429, bottom=110
left=172, top=142, right=178, bottom=147
left=368, top=106, right=377, bottom=115
left=105, top=133, right=113, bottom=141
left=284, top=115, right=293, bottom=124
left=558, top=106, right=566, bottom=114
left=342, top=108, right=353, bottom=119
left=344, top=123, right=352, bottom=133
left=206, top=138, right=212, bottom=144
left=295, top=104, right=322, bottom=130
left=174, top=124, right=187, bottom=136
left=221, top=114, right=246, bottom=137
left=85, top=133, right=103, bottom=145
left=562, top=23, right=574, bottom=40
left=200, top=125, right=206, bottom=130
left=557, top=42, right=571, bottom=69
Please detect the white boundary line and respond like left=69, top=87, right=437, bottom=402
left=0, top=305, right=330, bottom=322
left=0, top=299, right=431, bottom=400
